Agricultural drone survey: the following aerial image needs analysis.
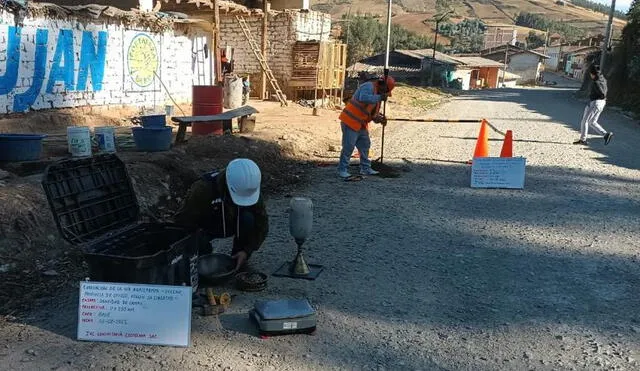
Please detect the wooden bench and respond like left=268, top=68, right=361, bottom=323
left=170, top=106, right=259, bottom=144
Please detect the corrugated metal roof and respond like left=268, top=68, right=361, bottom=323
left=449, top=56, right=504, bottom=68
left=1, top=1, right=214, bottom=29
left=481, top=44, right=550, bottom=59
left=350, top=62, right=421, bottom=74
left=356, top=50, right=505, bottom=71
left=534, top=45, right=598, bottom=55
left=395, top=49, right=461, bottom=65
left=396, top=50, right=505, bottom=68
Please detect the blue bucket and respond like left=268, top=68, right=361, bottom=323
left=140, top=114, right=167, bottom=128
left=132, top=127, right=173, bottom=152
left=0, top=134, right=47, bottom=162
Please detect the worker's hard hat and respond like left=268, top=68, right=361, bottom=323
left=378, top=76, right=396, bottom=96
left=225, top=158, right=261, bottom=206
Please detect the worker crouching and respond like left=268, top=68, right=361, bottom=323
left=337, top=75, right=395, bottom=178
left=174, top=159, right=268, bottom=270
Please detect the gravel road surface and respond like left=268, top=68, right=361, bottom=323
left=1, top=86, right=638, bottom=371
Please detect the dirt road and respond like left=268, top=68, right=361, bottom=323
left=1, top=87, right=639, bottom=371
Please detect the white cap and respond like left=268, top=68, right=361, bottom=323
left=225, top=159, right=261, bottom=206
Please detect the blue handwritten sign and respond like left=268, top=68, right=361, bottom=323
left=0, top=26, right=108, bottom=112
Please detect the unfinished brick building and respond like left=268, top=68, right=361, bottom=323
left=25, top=0, right=342, bottom=101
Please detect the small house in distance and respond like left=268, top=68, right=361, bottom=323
left=351, top=49, right=506, bottom=90
left=536, top=45, right=599, bottom=72
left=480, top=44, right=549, bottom=84
left=564, top=47, right=599, bottom=80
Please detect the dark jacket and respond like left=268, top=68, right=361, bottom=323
left=173, top=170, right=268, bottom=257
left=590, top=74, right=608, bottom=101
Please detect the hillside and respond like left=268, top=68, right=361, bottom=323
left=312, top=0, right=626, bottom=39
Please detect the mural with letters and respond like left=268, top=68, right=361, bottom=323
left=0, top=12, right=202, bottom=115
left=0, top=25, right=107, bottom=112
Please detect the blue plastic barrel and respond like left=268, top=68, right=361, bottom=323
left=140, top=114, right=167, bottom=128
left=0, top=134, right=47, bottom=162
left=132, top=127, right=173, bottom=152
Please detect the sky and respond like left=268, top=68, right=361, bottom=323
left=592, top=0, right=632, bottom=12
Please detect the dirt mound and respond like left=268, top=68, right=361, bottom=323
left=183, top=135, right=310, bottom=195
left=0, top=134, right=311, bottom=315
left=0, top=177, right=83, bottom=314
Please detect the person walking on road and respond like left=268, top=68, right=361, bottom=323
left=574, top=65, right=614, bottom=146
left=337, top=75, right=395, bottom=179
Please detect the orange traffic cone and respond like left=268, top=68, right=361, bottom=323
left=500, top=130, right=513, bottom=158
left=470, top=119, right=490, bottom=161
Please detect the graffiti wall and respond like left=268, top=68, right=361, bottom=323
left=0, top=11, right=212, bottom=114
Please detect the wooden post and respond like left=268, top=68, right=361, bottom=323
left=339, top=44, right=346, bottom=104
left=501, top=44, right=508, bottom=87
left=213, top=0, right=222, bottom=85
left=261, top=1, right=269, bottom=100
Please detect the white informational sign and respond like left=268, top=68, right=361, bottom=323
left=78, top=282, right=192, bottom=347
left=471, top=157, right=526, bottom=189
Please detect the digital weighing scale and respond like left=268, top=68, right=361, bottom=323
left=250, top=299, right=316, bottom=336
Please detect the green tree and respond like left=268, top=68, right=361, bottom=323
left=605, top=0, right=640, bottom=110
left=525, top=31, right=546, bottom=49
left=515, top=12, right=584, bottom=42
left=439, top=19, right=488, bottom=53
left=341, top=14, right=440, bottom=66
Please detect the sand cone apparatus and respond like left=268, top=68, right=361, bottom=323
left=469, top=119, right=490, bottom=163
left=500, top=130, right=513, bottom=158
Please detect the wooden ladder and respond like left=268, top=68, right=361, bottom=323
left=236, top=15, right=288, bottom=106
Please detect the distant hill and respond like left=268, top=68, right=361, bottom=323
left=311, top=0, right=626, bottom=40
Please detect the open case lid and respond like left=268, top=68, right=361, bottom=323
left=41, top=154, right=140, bottom=245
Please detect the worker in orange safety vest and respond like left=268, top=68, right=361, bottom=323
left=337, top=75, right=395, bottom=178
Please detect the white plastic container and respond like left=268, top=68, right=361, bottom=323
left=94, top=126, right=116, bottom=153
left=223, top=75, right=243, bottom=109
left=289, top=197, right=313, bottom=243
left=67, top=126, right=92, bottom=157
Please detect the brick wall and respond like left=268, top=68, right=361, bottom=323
left=219, top=10, right=331, bottom=97
left=295, top=11, right=331, bottom=42
left=0, top=10, right=210, bottom=114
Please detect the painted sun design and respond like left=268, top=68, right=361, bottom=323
left=127, top=34, right=159, bottom=87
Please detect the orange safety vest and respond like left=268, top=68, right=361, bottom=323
left=339, top=82, right=381, bottom=132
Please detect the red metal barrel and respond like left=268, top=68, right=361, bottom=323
left=192, top=85, right=223, bottom=136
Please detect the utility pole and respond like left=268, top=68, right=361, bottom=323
left=430, top=19, right=439, bottom=86
left=345, top=4, right=354, bottom=78
left=429, top=10, right=453, bottom=85
left=599, top=0, right=616, bottom=71
left=380, top=0, right=392, bottom=164
left=501, top=44, right=509, bottom=87
left=341, top=3, right=353, bottom=104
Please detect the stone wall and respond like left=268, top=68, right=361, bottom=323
left=219, top=10, right=331, bottom=97
left=0, top=10, right=211, bottom=114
